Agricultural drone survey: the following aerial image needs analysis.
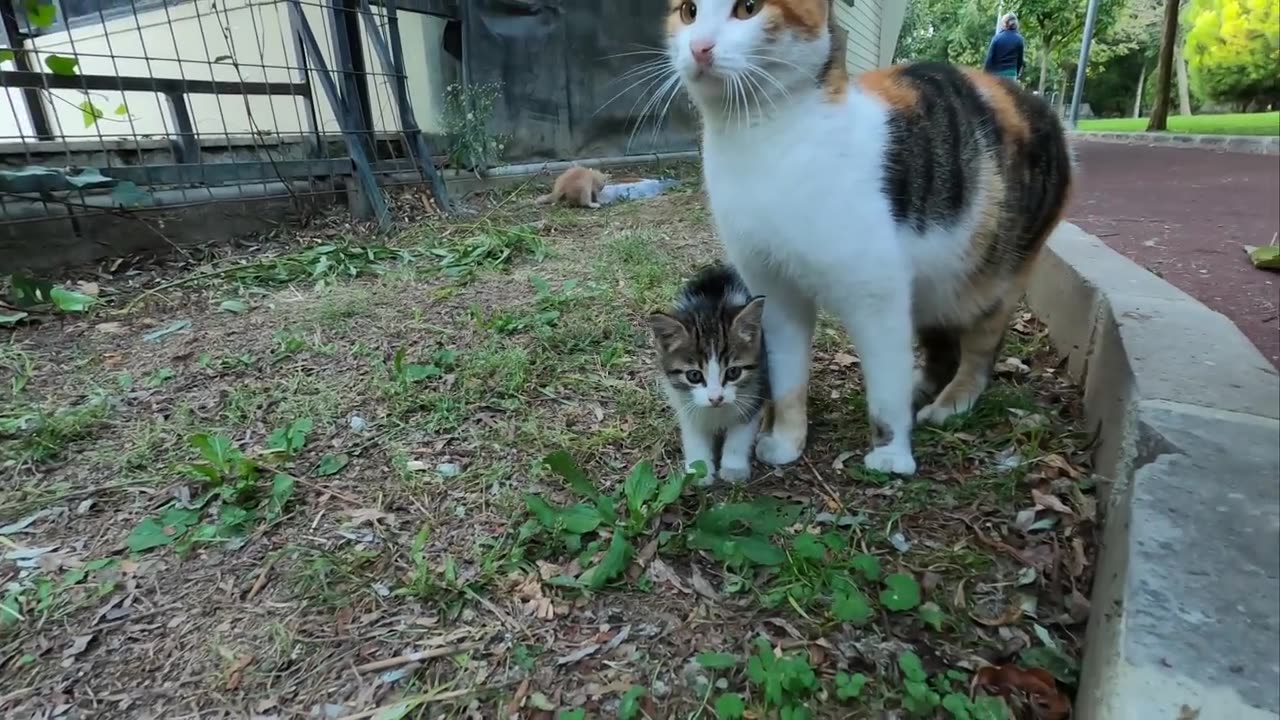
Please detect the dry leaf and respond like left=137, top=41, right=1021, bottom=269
left=554, top=642, right=602, bottom=666
left=973, top=665, right=1070, bottom=720
left=226, top=654, right=255, bottom=690
left=1041, top=453, right=1083, bottom=479
left=831, top=450, right=856, bottom=471
left=832, top=352, right=859, bottom=367
left=645, top=558, right=690, bottom=594
left=1031, top=489, right=1074, bottom=516
left=1068, top=537, right=1088, bottom=578
left=971, top=603, right=1023, bottom=627
left=689, top=564, right=719, bottom=601
left=346, top=509, right=394, bottom=525
left=62, top=634, right=95, bottom=660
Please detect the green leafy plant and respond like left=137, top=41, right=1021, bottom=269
left=745, top=636, right=818, bottom=717
left=618, top=685, right=647, bottom=720
left=4, top=274, right=98, bottom=323
left=834, top=671, right=869, bottom=701
left=898, top=651, right=941, bottom=717
left=426, top=225, right=544, bottom=282
left=390, top=347, right=444, bottom=384
left=521, top=452, right=699, bottom=591
left=880, top=572, right=922, bottom=611
left=713, top=693, right=746, bottom=719
left=442, top=81, right=507, bottom=173
left=686, top=500, right=802, bottom=569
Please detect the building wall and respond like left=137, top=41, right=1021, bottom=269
left=831, top=0, right=907, bottom=73
left=0, top=0, right=450, bottom=144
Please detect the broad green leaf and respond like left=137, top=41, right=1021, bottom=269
left=897, top=650, right=927, bottom=683
left=218, top=299, right=249, bottom=314
left=25, top=1, right=56, bottom=27
left=0, top=309, right=28, bottom=325
left=0, top=50, right=14, bottom=63
left=268, top=473, right=294, bottom=520
left=525, top=495, right=560, bottom=529
left=656, top=468, right=686, bottom=507
left=578, top=532, right=631, bottom=590
left=919, top=601, right=946, bottom=631
left=403, top=363, right=441, bottom=381
left=736, top=535, right=786, bottom=566
left=114, top=102, right=129, bottom=115
left=1248, top=245, right=1280, bottom=270
left=44, top=54, right=78, bottom=76
left=191, top=433, right=236, bottom=471
left=623, top=460, right=658, bottom=516
left=542, top=450, right=616, bottom=525
left=695, top=652, right=738, bottom=669
left=48, top=286, right=96, bottom=312
left=942, top=693, right=972, bottom=719
left=850, top=553, right=881, bottom=581
left=556, top=709, right=585, bottom=720
left=832, top=588, right=874, bottom=625
left=315, top=454, right=349, bottom=477
left=880, top=573, right=921, bottom=612
left=713, top=693, right=746, bottom=720
left=126, top=517, right=180, bottom=552
left=780, top=706, right=810, bottom=720
left=618, top=686, right=646, bottom=720
left=835, top=671, right=868, bottom=700
left=267, top=418, right=312, bottom=455
left=79, top=100, right=103, bottom=128
left=969, top=696, right=1011, bottom=720
left=791, top=533, right=826, bottom=562
left=560, top=503, right=602, bottom=534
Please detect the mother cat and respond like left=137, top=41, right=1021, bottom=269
left=664, top=0, right=1072, bottom=475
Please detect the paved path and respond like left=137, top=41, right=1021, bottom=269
left=1068, top=141, right=1280, bottom=367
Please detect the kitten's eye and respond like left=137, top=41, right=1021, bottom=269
left=732, top=0, right=762, bottom=19
left=679, top=1, right=697, bottom=23
left=725, top=366, right=743, bottom=382
left=684, top=369, right=705, bottom=384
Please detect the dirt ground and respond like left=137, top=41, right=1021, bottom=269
left=1069, top=141, right=1280, bottom=367
left=3, top=171, right=1096, bottom=719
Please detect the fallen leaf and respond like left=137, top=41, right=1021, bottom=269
left=143, top=319, right=191, bottom=342
left=1032, top=489, right=1074, bottom=516
left=1015, top=508, right=1038, bottom=533
left=831, top=451, right=856, bottom=471
left=346, top=509, right=394, bottom=526
left=972, top=664, right=1070, bottom=720
left=689, top=564, right=719, bottom=601
left=0, top=510, right=50, bottom=535
left=226, top=654, right=255, bottom=690
left=1068, top=537, right=1088, bottom=578
left=555, top=642, right=602, bottom=666
left=77, top=281, right=100, bottom=296
left=62, top=634, right=95, bottom=660
left=1041, top=453, right=1083, bottom=479
left=602, top=625, right=631, bottom=654
left=832, top=352, right=859, bottom=367
left=971, top=603, right=1023, bottom=627
left=645, top=558, right=690, bottom=594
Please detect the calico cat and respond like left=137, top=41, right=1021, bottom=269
left=535, top=166, right=611, bottom=209
left=663, top=0, right=1072, bottom=476
left=648, top=264, right=769, bottom=484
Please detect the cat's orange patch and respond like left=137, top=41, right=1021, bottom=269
left=762, top=0, right=828, bottom=40
left=960, top=68, right=1031, bottom=146
left=855, top=66, right=920, bottom=112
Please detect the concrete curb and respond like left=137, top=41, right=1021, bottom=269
left=1026, top=223, right=1280, bottom=720
left=1072, top=130, right=1280, bottom=155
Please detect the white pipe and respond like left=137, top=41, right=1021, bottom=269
left=472, top=151, right=700, bottom=180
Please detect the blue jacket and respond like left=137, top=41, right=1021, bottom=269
left=984, top=29, right=1025, bottom=75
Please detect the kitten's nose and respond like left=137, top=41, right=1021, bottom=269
left=691, top=39, right=715, bottom=67
left=707, top=393, right=724, bottom=406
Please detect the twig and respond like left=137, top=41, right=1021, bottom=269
left=0, top=478, right=154, bottom=517
left=246, top=555, right=276, bottom=600
left=353, top=640, right=485, bottom=674
left=335, top=686, right=501, bottom=720
left=464, top=587, right=536, bottom=644
left=121, top=261, right=269, bottom=313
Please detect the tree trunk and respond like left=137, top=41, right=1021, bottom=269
left=1056, top=76, right=1068, bottom=117
left=1134, top=62, right=1147, bottom=118
left=1037, top=39, right=1050, bottom=94
left=1147, top=0, right=1180, bottom=131
left=1174, top=44, right=1192, bottom=115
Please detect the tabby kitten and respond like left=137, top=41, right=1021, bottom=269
left=664, top=0, right=1072, bottom=476
left=648, top=264, right=769, bottom=484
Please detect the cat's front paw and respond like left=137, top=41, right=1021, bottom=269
left=717, top=463, right=751, bottom=484
left=864, top=446, right=917, bottom=476
left=755, top=433, right=803, bottom=466
left=915, top=395, right=977, bottom=426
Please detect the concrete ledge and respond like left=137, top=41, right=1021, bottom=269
left=1027, top=224, right=1280, bottom=720
left=1072, top=130, right=1280, bottom=155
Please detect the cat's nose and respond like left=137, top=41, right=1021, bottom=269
left=691, top=39, right=715, bottom=67
left=707, top=393, right=724, bottom=406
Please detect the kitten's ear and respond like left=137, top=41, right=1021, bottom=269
left=647, top=313, right=688, bottom=352
left=730, top=296, right=766, bottom=343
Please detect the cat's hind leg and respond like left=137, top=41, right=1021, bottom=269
left=913, top=326, right=960, bottom=410
left=916, top=291, right=1016, bottom=426
left=577, top=186, right=601, bottom=209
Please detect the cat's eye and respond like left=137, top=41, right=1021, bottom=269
left=725, top=366, right=743, bottom=382
left=732, top=0, right=762, bottom=19
left=684, top=369, right=705, bottom=384
left=678, top=1, right=697, bottom=23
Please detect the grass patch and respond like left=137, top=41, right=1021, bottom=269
left=1077, top=111, right=1280, bottom=136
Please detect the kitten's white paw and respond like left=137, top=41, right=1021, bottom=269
left=915, top=396, right=976, bottom=426
left=864, top=446, right=917, bottom=476
left=717, top=463, right=751, bottom=484
left=755, top=433, right=802, bottom=466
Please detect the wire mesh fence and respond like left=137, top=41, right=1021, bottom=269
left=1, top=0, right=453, bottom=271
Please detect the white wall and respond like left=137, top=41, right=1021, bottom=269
left=833, top=0, right=884, bottom=72
left=0, top=0, right=448, bottom=145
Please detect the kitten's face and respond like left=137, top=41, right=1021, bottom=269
left=665, top=0, right=829, bottom=100
left=649, top=297, right=765, bottom=410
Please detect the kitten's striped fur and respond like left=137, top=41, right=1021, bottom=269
left=648, top=265, right=769, bottom=484
left=663, top=0, right=1072, bottom=475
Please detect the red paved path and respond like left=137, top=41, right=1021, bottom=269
left=1069, top=141, right=1280, bottom=367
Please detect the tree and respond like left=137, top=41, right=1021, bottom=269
left=1183, top=0, right=1280, bottom=111
left=1010, top=0, right=1127, bottom=93
left=1147, top=0, right=1181, bottom=129
left=896, top=0, right=1003, bottom=66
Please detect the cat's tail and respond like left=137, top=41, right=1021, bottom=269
left=534, top=191, right=560, bottom=206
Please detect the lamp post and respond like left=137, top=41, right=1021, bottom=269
left=1068, top=0, right=1101, bottom=127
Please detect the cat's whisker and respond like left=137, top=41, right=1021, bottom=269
left=745, top=64, right=792, bottom=104
left=739, top=70, right=768, bottom=124
left=742, top=53, right=807, bottom=73
left=594, top=64, right=674, bottom=118
left=614, top=59, right=672, bottom=82
left=648, top=73, right=686, bottom=151
left=629, top=71, right=682, bottom=152
left=601, top=49, right=670, bottom=60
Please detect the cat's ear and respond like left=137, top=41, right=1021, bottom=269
left=647, top=313, right=689, bottom=352
left=730, top=296, right=766, bottom=344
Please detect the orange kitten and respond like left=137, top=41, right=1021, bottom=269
left=535, top=166, right=610, bottom=209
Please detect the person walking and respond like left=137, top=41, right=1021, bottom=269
left=983, top=13, right=1025, bottom=81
